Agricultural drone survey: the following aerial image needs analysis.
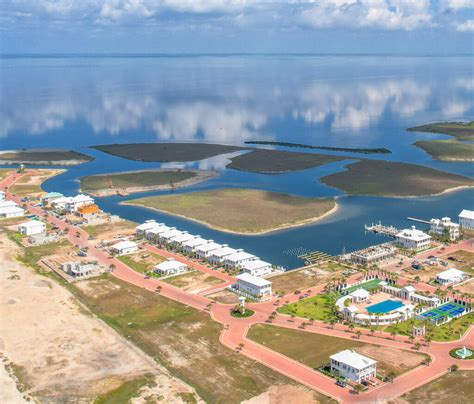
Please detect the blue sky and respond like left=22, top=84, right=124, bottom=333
left=1, top=0, right=473, bottom=54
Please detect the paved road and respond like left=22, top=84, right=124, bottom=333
left=2, top=170, right=473, bottom=403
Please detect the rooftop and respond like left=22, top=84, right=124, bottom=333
left=112, top=240, right=138, bottom=250
left=349, top=288, right=370, bottom=299
left=196, top=242, right=222, bottom=253
left=236, top=273, right=272, bottom=287
left=225, top=251, right=256, bottom=262
left=210, top=246, right=237, bottom=258
left=155, top=259, right=187, bottom=271
left=241, top=259, right=272, bottom=271
left=330, top=349, right=377, bottom=370
left=18, top=220, right=45, bottom=228
left=437, top=267, right=466, bottom=281
left=182, top=237, right=208, bottom=248
left=396, top=226, right=431, bottom=241
left=459, top=209, right=474, bottom=220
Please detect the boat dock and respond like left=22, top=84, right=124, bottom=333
left=298, top=250, right=333, bottom=265
left=407, top=217, right=430, bottom=225
left=364, top=221, right=400, bottom=237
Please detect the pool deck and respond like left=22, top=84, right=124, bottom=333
left=366, top=299, right=404, bottom=314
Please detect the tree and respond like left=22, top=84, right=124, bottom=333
left=390, top=331, right=396, bottom=340
left=109, top=264, right=115, bottom=271
left=353, top=384, right=364, bottom=394
left=329, top=319, right=336, bottom=329
left=370, top=327, right=376, bottom=336
left=414, top=342, right=421, bottom=351
left=348, top=323, right=355, bottom=333
left=237, top=343, right=244, bottom=352
left=387, top=371, right=396, bottom=383
left=409, top=335, right=415, bottom=343
left=450, top=364, right=459, bottom=372
left=356, top=330, right=362, bottom=339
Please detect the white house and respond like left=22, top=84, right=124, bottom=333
left=195, top=241, right=222, bottom=260
left=459, top=209, right=474, bottom=230
left=159, top=228, right=183, bottom=244
left=208, top=245, right=237, bottom=266
left=67, top=194, right=95, bottom=212
left=436, top=268, right=468, bottom=285
left=51, top=196, right=71, bottom=210
left=0, top=200, right=17, bottom=210
left=41, top=192, right=64, bottom=204
left=62, top=261, right=97, bottom=277
left=235, top=273, right=272, bottom=299
left=330, top=350, right=377, bottom=383
left=0, top=204, right=25, bottom=218
left=145, top=224, right=171, bottom=242
left=154, top=259, right=187, bottom=276
left=111, top=240, right=138, bottom=255
left=241, top=259, right=273, bottom=277
left=395, top=226, right=431, bottom=250
left=182, top=237, right=208, bottom=255
left=18, top=220, right=46, bottom=236
left=348, top=288, right=370, bottom=303
left=430, top=217, right=460, bottom=241
left=135, top=220, right=158, bottom=237
left=224, top=250, right=257, bottom=269
left=168, top=232, right=195, bottom=247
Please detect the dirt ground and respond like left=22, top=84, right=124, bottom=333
left=440, top=250, right=474, bottom=274
left=10, top=169, right=65, bottom=196
left=164, top=270, right=224, bottom=294
left=0, top=230, right=199, bottom=403
left=455, top=279, right=474, bottom=294
left=270, top=267, right=342, bottom=295
left=207, top=289, right=241, bottom=304
left=84, top=219, right=136, bottom=241
left=243, top=385, right=325, bottom=404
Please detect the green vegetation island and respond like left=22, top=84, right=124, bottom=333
left=91, top=143, right=247, bottom=162
left=407, top=121, right=474, bottom=161
left=0, top=149, right=93, bottom=165
left=124, top=188, right=337, bottom=234
left=320, top=159, right=474, bottom=197
left=245, top=141, right=391, bottom=155
left=80, top=169, right=219, bottom=197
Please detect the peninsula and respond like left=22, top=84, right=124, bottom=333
left=0, top=149, right=93, bottom=165
left=124, top=188, right=337, bottom=234
left=245, top=141, right=391, bottom=155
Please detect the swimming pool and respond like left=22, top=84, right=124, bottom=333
left=366, top=300, right=404, bottom=314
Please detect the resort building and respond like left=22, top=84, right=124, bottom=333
left=154, top=259, right=187, bottom=276
left=18, top=220, right=46, bottom=236
left=110, top=240, right=138, bottom=256
left=459, top=209, right=474, bottom=230
left=348, top=288, right=370, bottom=303
left=62, top=261, right=98, bottom=277
left=395, top=226, right=431, bottom=250
left=430, top=217, right=460, bottom=241
left=224, top=250, right=257, bottom=270
left=135, top=220, right=158, bottom=237
left=208, top=245, right=237, bottom=266
left=350, top=243, right=397, bottom=266
left=330, top=350, right=376, bottom=383
left=436, top=268, right=468, bottom=285
left=195, top=241, right=222, bottom=260
left=241, top=259, right=273, bottom=277
left=235, top=273, right=272, bottom=299
left=182, top=237, right=208, bottom=255
left=41, top=192, right=64, bottom=205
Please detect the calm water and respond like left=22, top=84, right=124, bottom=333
left=1, top=55, right=473, bottom=268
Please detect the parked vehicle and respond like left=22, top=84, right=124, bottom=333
left=336, top=380, right=346, bottom=387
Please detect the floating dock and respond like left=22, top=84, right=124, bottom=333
left=364, top=221, right=400, bottom=237
left=298, top=250, right=333, bottom=265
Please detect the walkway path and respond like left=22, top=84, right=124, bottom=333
left=2, top=169, right=473, bottom=403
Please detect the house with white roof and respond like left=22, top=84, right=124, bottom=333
left=135, top=220, right=157, bottom=237
left=195, top=241, right=222, bottom=260
left=0, top=200, right=17, bottom=209
left=0, top=202, right=24, bottom=218
left=168, top=232, right=195, bottom=247
left=18, top=220, right=46, bottom=236
left=154, top=259, right=187, bottom=276
left=145, top=224, right=171, bottom=242
left=235, top=273, right=272, bottom=299
left=330, top=350, right=377, bottom=383
left=459, top=209, right=474, bottom=230
left=67, top=194, right=95, bottom=212
left=51, top=196, right=72, bottom=210
left=395, top=226, right=431, bottom=250
left=159, top=229, right=183, bottom=244
left=430, top=217, right=460, bottom=241
left=62, top=261, right=98, bottom=277
left=111, top=240, right=138, bottom=256
left=182, top=237, right=208, bottom=255
left=224, top=250, right=257, bottom=270
left=208, top=245, right=237, bottom=266
left=241, top=259, right=273, bottom=277
left=41, top=192, right=64, bottom=205
left=436, top=268, right=468, bottom=285
left=348, top=288, right=370, bottom=303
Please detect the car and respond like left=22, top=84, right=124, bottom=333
left=294, top=290, right=301, bottom=295
left=447, top=256, right=456, bottom=261
left=361, top=380, right=369, bottom=386
left=336, top=380, right=346, bottom=387
left=144, top=275, right=150, bottom=279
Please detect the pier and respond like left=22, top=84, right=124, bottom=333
left=407, top=217, right=430, bottom=225
left=364, top=221, right=400, bottom=237
left=298, top=250, right=333, bottom=265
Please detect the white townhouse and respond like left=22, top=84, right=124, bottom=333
left=111, top=240, right=138, bottom=256
left=223, top=250, right=256, bottom=270
left=235, top=273, right=272, bottom=299
left=330, top=350, right=377, bottom=383
left=241, top=259, right=273, bottom=277
left=145, top=224, right=171, bottom=242
left=168, top=232, right=195, bottom=248
left=154, top=259, right=187, bottom=276
left=51, top=196, right=71, bottom=210
left=459, top=209, right=474, bottom=230
left=208, top=245, right=237, bottom=266
left=41, top=192, right=64, bottom=205
left=430, top=217, right=460, bottom=241
left=135, top=220, right=158, bottom=237
left=182, top=237, right=208, bottom=255
left=436, top=268, right=468, bottom=285
left=18, top=220, right=46, bottom=236
left=0, top=200, right=24, bottom=218
left=195, top=241, right=222, bottom=260
left=395, top=226, right=431, bottom=250
left=62, top=261, right=97, bottom=277
left=158, top=228, right=183, bottom=244
left=0, top=190, right=5, bottom=202
left=67, top=194, right=95, bottom=212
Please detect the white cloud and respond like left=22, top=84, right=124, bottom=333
left=441, top=99, right=471, bottom=117
left=445, top=0, right=474, bottom=10
left=300, top=0, right=434, bottom=31
left=456, top=19, right=474, bottom=32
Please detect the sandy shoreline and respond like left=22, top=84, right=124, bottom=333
left=121, top=200, right=339, bottom=236
left=80, top=169, right=220, bottom=197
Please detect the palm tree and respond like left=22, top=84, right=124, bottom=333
left=109, top=264, right=115, bottom=272
left=390, top=331, right=396, bottom=340
left=348, top=323, right=355, bottom=333
left=387, top=371, right=396, bottom=383
left=329, top=319, right=336, bottom=329
left=237, top=343, right=244, bottom=352
left=414, top=342, right=421, bottom=351
left=370, top=327, right=376, bottom=336
left=356, top=330, right=362, bottom=339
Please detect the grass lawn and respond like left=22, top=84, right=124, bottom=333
left=277, top=293, right=339, bottom=322
left=320, top=160, right=473, bottom=197
left=117, top=251, right=165, bottom=274
left=384, top=312, right=474, bottom=342
left=344, top=278, right=382, bottom=293
left=248, top=324, right=427, bottom=378
left=80, top=170, right=197, bottom=192
left=15, top=240, right=71, bottom=271
left=127, top=188, right=336, bottom=234
left=414, top=140, right=474, bottom=162
left=94, top=373, right=156, bottom=404
left=399, top=371, right=474, bottom=403
left=71, top=276, right=334, bottom=403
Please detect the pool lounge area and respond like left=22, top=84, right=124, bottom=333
left=366, top=299, right=404, bottom=314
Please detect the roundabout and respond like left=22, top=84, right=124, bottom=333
left=450, top=346, right=473, bottom=360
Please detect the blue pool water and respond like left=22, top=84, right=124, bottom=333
left=366, top=300, right=404, bottom=314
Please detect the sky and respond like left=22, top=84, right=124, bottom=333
left=1, top=0, right=473, bottom=54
